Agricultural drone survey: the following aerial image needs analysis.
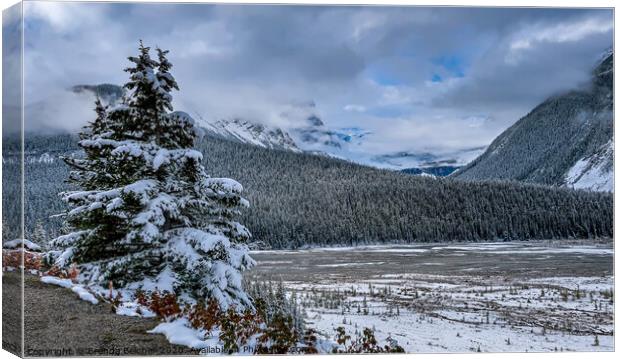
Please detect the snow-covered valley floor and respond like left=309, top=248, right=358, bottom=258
left=249, top=241, right=614, bottom=353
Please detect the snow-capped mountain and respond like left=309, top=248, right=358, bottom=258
left=64, top=84, right=465, bottom=176
left=60, top=84, right=480, bottom=178
left=198, top=104, right=372, bottom=158
left=199, top=113, right=477, bottom=176
left=454, top=50, right=613, bottom=192
left=401, top=166, right=461, bottom=177
left=288, top=115, right=343, bottom=151
left=65, top=84, right=370, bottom=159
left=201, top=118, right=301, bottom=152
left=278, top=103, right=368, bottom=153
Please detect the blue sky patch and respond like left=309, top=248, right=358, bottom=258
left=433, top=55, right=466, bottom=78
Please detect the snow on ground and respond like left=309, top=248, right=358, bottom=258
left=37, top=274, right=264, bottom=355
left=251, top=244, right=431, bottom=254
left=484, top=247, right=613, bottom=255
left=115, top=302, right=157, bottom=318
left=430, top=244, right=519, bottom=251
left=317, top=262, right=386, bottom=268
left=71, top=285, right=99, bottom=304
left=41, top=276, right=103, bottom=305
left=148, top=318, right=263, bottom=355
left=254, top=241, right=612, bottom=255
left=432, top=244, right=612, bottom=255
left=528, top=276, right=615, bottom=292
left=148, top=318, right=221, bottom=350
left=250, top=241, right=614, bottom=353
left=307, top=308, right=613, bottom=353
left=40, top=276, right=73, bottom=288
left=34, top=241, right=613, bottom=354
left=290, top=274, right=614, bottom=353
left=3, top=238, right=42, bottom=251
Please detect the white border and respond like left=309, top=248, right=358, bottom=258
left=0, top=1, right=616, bottom=359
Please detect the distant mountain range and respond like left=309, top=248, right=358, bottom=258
left=453, top=51, right=613, bottom=192
left=197, top=109, right=360, bottom=155
left=67, top=50, right=613, bottom=188
left=201, top=118, right=301, bottom=152
left=374, top=146, right=486, bottom=175
left=68, top=85, right=468, bottom=174
left=198, top=115, right=479, bottom=175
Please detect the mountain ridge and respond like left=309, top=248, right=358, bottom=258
left=200, top=118, right=302, bottom=152
left=453, top=51, right=613, bottom=192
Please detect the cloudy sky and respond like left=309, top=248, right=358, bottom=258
left=9, top=2, right=614, bottom=158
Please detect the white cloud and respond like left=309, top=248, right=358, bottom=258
left=507, top=15, right=613, bottom=64
left=344, top=104, right=366, bottom=112
left=350, top=11, right=388, bottom=43
left=25, top=1, right=104, bottom=32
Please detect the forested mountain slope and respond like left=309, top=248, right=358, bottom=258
left=3, top=132, right=612, bottom=249
left=453, top=52, right=613, bottom=192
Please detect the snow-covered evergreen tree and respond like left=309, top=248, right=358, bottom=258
left=31, top=220, right=48, bottom=247
left=46, top=41, right=255, bottom=309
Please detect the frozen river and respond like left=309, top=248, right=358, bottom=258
left=249, top=241, right=614, bottom=353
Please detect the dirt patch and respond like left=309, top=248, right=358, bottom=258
left=3, top=272, right=198, bottom=357
left=2, top=271, right=23, bottom=356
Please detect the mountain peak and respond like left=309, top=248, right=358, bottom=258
left=306, top=115, right=324, bottom=127
left=201, top=118, right=301, bottom=152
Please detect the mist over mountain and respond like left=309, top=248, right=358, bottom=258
left=374, top=146, right=486, bottom=173
left=29, top=85, right=470, bottom=173
left=196, top=103, right=357, bottom=155
left=196, top=111, right=481, bottom=174
left=70, top=83, right=124, bottom=105
left=453, top=51, right=613, bottom=192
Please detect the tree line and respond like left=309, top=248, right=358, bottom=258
left=2, top=131, right=613, bottom=249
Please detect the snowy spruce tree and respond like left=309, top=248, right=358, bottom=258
left=30, top=220, right=48, bottom=248
left=46, top=41, right=255, bottom=309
